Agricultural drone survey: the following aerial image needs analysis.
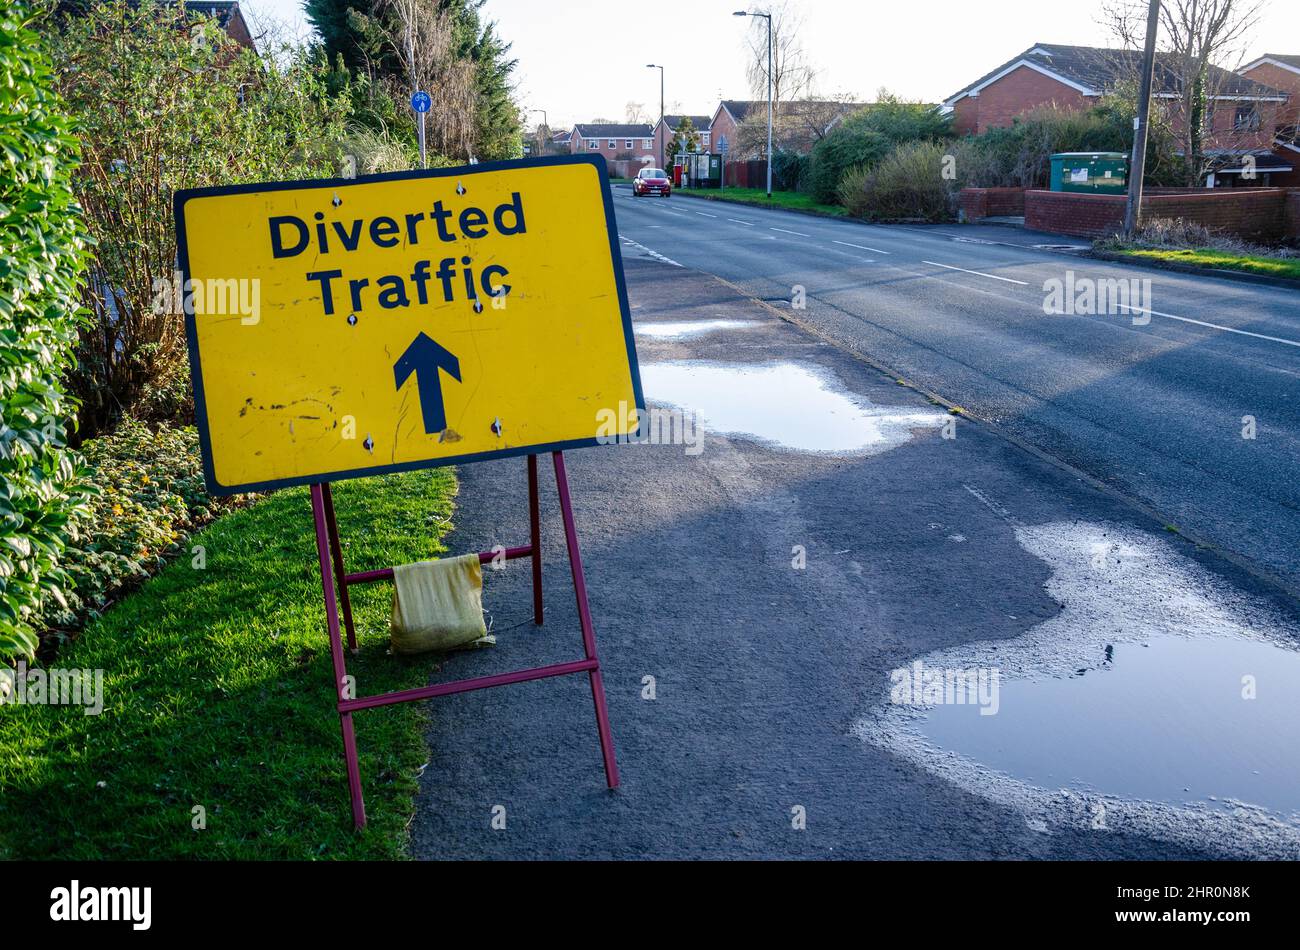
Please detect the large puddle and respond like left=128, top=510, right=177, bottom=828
left=855, top=520, right=1300, bottom=857
left=640, top=360, right=945, bottom=454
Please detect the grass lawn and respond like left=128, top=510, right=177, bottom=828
left=0, top=470, right=458, bottom=859
left=677, top=186, right=848, bottom=217
left=1113, top=247, right=1300, bottom=281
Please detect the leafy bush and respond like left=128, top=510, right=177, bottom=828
left=771, top=149, right=811, bottom=193
left=47, top=1, right=355, bottom=438
left=839, top=141, right=960, bottom=222
left=809, top=126, right=892, bottom=203
left=32, top=421, right=240, bottom=644
left=0, top=3, right=91, bottom=661
left=808, top=97, right=951, bottom=204
left=954, top=100, right=1180, bottom=190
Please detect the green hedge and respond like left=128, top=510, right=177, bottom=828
left=0, top=3, right=90, bottom=661
left=807, top=100, right=952, bottom=204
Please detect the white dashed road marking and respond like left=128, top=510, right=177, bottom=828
left=921, top=260, right=1030, bottom=286
left=833, top=240, right=891, bottom=255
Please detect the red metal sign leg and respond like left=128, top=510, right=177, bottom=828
left=321, top=482, right=358, bottom=653
left=551, top=452, right=620, bottom=789
left=528, top=454, right=543, bottom=626
left=311, top=484, right=367, bottom=829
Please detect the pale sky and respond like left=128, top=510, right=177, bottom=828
left=240, top=0, right=1300, bottom=129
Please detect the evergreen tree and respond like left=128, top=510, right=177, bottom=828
left=305, top=0, right=519, bottom=159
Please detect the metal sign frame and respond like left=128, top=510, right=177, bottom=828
left=175, top=156, right=633, bottom=829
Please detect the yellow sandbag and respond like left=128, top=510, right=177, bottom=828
left=390, top=554, right=493, bottom=655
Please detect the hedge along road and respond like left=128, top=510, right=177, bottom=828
left=613, top=185, right=1300, bottom=596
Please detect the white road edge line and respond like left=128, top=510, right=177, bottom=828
left=619, top=234, right=682, bottom=268
left=922, top=260, right=1030, bottom=286
left=727, top=218, right=755, bottom=226
left=771, top=227, right=810, bottom=236
left=833, top=240, right=891, bottom=255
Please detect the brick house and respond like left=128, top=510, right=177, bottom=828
left=174, top=1, right=255, bottom=49
left=1240, top=54, right=1300, bottom=186
left=943, top=43, right=1292, bottom=184
left=708, top=101, right=757, bottom=159
left=569, top=123, right=655, bottom=161
left=652, top=115, right=711, bottom=167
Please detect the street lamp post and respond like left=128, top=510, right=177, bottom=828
left=733, top=10, right=773, bottom=198
left=646, top=63, right=665, bottom=165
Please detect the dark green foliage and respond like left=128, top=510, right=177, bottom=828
left=771, top=150, right=811, bottom=192
left=808, top=98, right=952, bottom=203
left=0, top=2, right=91, bottom=660
left=30, top=421, right=237, bottom=645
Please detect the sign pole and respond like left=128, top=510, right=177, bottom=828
left=411, top=90, right=431, bottom=169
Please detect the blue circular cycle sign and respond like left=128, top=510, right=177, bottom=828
left=411, top=90, right=431, bottom=114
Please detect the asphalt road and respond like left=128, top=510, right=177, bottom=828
left=409, top=257, right=1300, bottom=859
left=612, top=187, right=1300, bottom=593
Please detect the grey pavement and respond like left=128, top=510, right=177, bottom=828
left=408, top=255, right=1298, bottom=859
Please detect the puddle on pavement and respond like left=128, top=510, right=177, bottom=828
left=640, top=360, right=945, bottom=454
left=635, top=319, right=759, bottom=340
left=855, top=520, right=1300, bottom=857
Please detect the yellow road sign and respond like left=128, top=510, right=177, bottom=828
left=175, top=156, right=642, bottom=495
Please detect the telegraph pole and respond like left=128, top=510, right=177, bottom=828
left=1125, top=0, right=1161, bottom=236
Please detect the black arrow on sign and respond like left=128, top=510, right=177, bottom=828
left=393, top=332, right=462, bottom=434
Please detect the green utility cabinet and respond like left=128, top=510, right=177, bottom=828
left=1050, top=152, right=1129, bottom=193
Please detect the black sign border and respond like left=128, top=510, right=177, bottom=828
left=174, top=154, right=645, bottom=496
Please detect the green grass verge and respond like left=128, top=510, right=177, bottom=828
left=1112, top=247, right=1300, bottom=281
left=677, top=186, right=848, bottom=217
left=0, top=470, right=458, bottom=859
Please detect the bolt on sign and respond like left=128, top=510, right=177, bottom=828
left=175, top=155, right=643, bottom=495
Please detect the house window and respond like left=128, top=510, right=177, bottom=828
left=608, top=139, right=616, bottom=148
left=625, top=139, right=633, bottom=149
left=587, top=140, right=598, bottom=150
left=1234, top=106, right=1261, bottom=131
left=643, top=139, right=653, bottom=148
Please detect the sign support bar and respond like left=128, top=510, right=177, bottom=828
left=309, top=451, right=619, bottom=830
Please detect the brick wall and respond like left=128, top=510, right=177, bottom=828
left=960, top=187, right=1026, bottom=221
left=1146, top=188, right=1287, bottom=243
left=1025, top=187, right=1292, bottom=241
left=1286, top=190, right=1300, bottom=241
left=952, top=97, right=978, bottom=137
left=1242, top=62, right=1300, bottom=128
left=711, top=109, right=740, bottom=159
left=1025, top=190, right=1126, bottom=237
left=962, top=66, right=1094, bottom=135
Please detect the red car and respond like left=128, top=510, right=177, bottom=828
left=633, top=167, right=672, bottom=197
